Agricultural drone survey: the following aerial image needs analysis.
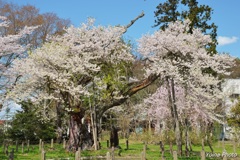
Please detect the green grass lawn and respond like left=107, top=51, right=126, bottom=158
left=0, top=139, right=239, bottom=160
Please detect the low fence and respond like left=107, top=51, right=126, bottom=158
left=1, top=139, right=240, bottom=160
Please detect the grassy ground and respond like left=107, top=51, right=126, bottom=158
left=0, top=139, right=239, bottom=160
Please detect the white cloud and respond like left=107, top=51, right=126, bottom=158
left=217, top=36, right=238, bottom=46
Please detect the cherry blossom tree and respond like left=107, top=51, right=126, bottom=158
left=6, top=13, right=157, bottom=150
left=0, top=16, right=37, bottom=106
left=144, top=82, right=221, bottom=154
left=138, top=19, right=234, bottom=155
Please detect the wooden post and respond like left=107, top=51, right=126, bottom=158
left=159, top=141, right=164, bottom=159
left=51, top=139, right=53, bottom=148
left=107, top=140, right=109, bottom=148
left=78, top=147, right=81, bottom=160
left=15, top=140, right=18, bottom=153
left=75, top=150, right=79, bottom=160
left=39, top=139, right=42, bottom=151
left=41, top=150, right=46, bottom=160
left=201, top=150, right=205, bottom=160
left=223, top=155, right=227, bottom=160
left=41, top=141, right=44, bottom=150
left=21, top=142, right=24, bottom=154
left=111, top=146, right=115, bottom=160
left=126, top=139, right=129, bottom=150
left=106, top=152, right=111, bottom=160
left=3, top=141, right=5, bottom=153
left=222, top=139, right=225, bottom=151
left=141, top=151, right=144, bottom=160
left=169, top=142, right=173, bottom=155
left=63, top=139, right=66, bottom=149
left=9, top=148, right=14, bottom=160
left=233, top=141, right=236, bottom=153
left=173, top=151, right=177, bottom=160
left=143, top=142, right=146, bottom=160
left=98, top=141, right=101, bottom=149
left=27, top=140, right=30, bottom=152
left=201, top=138, right=204, bottom=151
left=5, top=143, right=8, bottom=155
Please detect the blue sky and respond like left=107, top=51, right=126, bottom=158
left=8, top=0, right=240, bottom=58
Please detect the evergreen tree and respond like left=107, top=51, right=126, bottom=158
left=7, top=101, right=56, bottom=142
left=154, top=0, right=217, bottom=54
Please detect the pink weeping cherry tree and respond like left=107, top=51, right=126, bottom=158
left=137, top=19, right=234, bottom=155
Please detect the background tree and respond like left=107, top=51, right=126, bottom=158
left=0, top=0, right=70, bottom=91
left=154, top=0, right=217, bottom=54
left=7, top=100, right=56, bottom=142
left=0, top=16, right=36, bottom=100
left=0, top=1, right=70, bottom=48
left=0, top=1, right=71, bottom=143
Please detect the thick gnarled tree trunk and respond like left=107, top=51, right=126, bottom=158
left=67, top=112, right=93, bottom=151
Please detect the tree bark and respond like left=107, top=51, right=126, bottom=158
left=185, top=118, right=190, bottom=157
left=171, top=79, right=182, bottom=156
left=98, top=73, right=160, bottom=117
left=110, top=126, right=119, bottom=148
left=159, top=141, right=165, bottom=159
left=67, top=73, right=160, bottom=151
left=166, top=78, right=182, bottom=156
left=207, top=122, right=214, bottom=153
left=67, top=112, right=93, bottom=151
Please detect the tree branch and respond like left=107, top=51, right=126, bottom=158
left=98, top=73, right=160, bottom=117
left=123, top=11, right=145, bottom=34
